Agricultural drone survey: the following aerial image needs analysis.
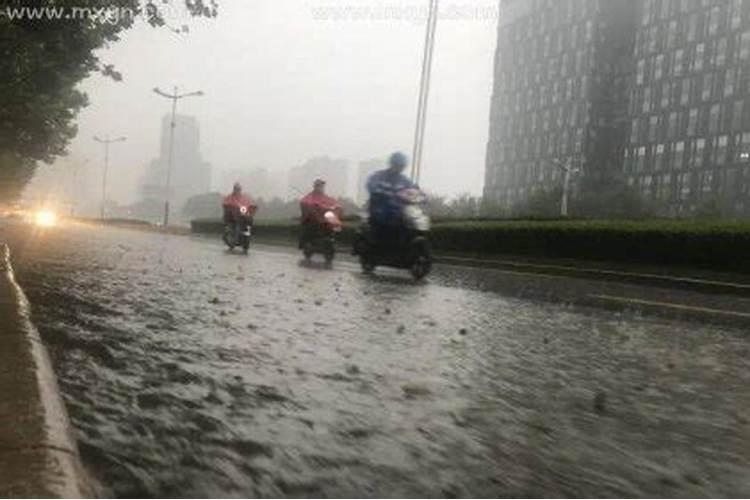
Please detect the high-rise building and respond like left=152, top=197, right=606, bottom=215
left=484, top=0, right=750, bottom=216
left=624, top=0, right=750, bottom=215
left=139, top=114, right=212, bottom=221
left=288, top=156, right=349, bottom=199
left=357, top=158, right=384, bottom=204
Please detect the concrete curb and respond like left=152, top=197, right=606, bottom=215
left=0, top=244, right=93, bottom=498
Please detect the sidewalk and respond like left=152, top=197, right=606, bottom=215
left=0, top=244, right=92, bottom=497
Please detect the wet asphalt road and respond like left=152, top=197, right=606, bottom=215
left=1, top=220, right=749, bottom=498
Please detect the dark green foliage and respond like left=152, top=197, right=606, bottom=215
left=192, top=218, right=750, bottom=273
left=429, top=219, right=750, bottom=273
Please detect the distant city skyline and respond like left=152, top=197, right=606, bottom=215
left=29, top=0, right=498, bottom=207
left=139, top=113, right=212, bottom=221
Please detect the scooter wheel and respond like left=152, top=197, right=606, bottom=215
left=360, top=256, right=376, bottom=274
left=324, top=243, right=335, bottom=263
left=410, top=255, right=432, bottom=280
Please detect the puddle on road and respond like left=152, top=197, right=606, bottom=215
left=4, top=224, right=750, bottom=498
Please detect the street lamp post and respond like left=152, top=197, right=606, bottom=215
left=153, top=86, right=204, bottom=227
left=550, top=158, right=581, bottom=218
left=411, top=0, right=439, bottom=184
left=93, top=135, right=127, bottom=220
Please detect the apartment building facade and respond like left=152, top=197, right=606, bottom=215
left=484, top=0, right=750, bottom=215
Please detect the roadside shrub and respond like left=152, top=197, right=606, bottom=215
left=191, top=218, right=750, bottom=273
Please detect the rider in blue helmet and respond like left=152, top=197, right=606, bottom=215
left=366, top=152, right=418, bottom=227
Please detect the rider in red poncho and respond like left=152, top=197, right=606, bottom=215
left=299, top=179, right=341, bottom=248
left=222, top=182, right=257, bottom=224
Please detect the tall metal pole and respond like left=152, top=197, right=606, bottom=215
left=561, top=161, right=570, bottom=218
left=102, top=139, right=109, bottom=219
left=94, top=136, right=126, bottom=220
left=411, top=0, right=439, bottom=184
left=153, top=86, right=204, bottom=228
left=550, top=158, right=579, bottom=218
left=164, top=86, right=178, bottom=227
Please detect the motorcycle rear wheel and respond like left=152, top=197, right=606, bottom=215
left=360, top=256, right=376, bottom=274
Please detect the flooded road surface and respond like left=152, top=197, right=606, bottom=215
left=2, top=221, right=750, bottom=497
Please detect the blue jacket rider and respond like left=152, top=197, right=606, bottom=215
left=367, top=152, right=418, bottom=226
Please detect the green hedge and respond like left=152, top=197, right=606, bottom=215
left=191, top=218, right=750, bottom=273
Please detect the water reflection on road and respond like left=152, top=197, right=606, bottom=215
left=3, top=222, right=749, bottom=497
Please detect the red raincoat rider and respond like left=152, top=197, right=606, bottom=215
left=299, top=179, right=341, bottom=248
left=223, top=182, right=257, bottom=225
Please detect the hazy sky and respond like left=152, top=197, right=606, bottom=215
left=41, top=0, right=498, bottom=204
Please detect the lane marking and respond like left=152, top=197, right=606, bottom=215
left=438, top=255, right=750, bottom=293
left=589, top=294, right=750, bottom=319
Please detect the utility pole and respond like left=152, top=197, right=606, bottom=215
left=93, top=136, right=127, bottom=220
left=153, top=86, right=204, bottom=227
left=411, top=0, right=439, bottom=184
left=550, top=158, right=580, bottom=217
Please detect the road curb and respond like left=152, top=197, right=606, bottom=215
left=0, top=244, right=94, bottom=498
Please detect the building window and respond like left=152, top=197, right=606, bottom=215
left=688, top=108, right=699, bottom=136
left=668, top=112, right=679, bottom=139
left=741, top=32, right=750, bottom=60
left=649, top=115, right=659, bottom=142
left=733, top=100, right=745, bottom=131
left=717, top=38, right=728, bottom=67
left=725, top=68, right=736, bottom=97
left=709, top=104, right=721, bottom=134
left=679, top=172, right=693, bottom=200
left=714, top=136, right=729, bottom=166
left=702, top=73, right=713, bottom=102
left=674, top=50, right=685, bottom=78
left=673, top=141, right=685, bottom=170
left=708, top=6, right=721, bottom=37
left=695, top=43, right=705, bottom=72
left=702, top=170, right=714, bottom=195
left=637, top=146, right=647, bottom=171
left=693, top=139, right=706, bottom=169
left=732, top=0, right=743, bottom=30
left=655, top=144, right=665, bottom=171
left=637, top=59, right=646, bottom=85
left=681, top=78, right=690, bottom=105
left=654, top=54, right=664, bottom=80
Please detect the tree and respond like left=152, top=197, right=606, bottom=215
left=449, top=193, right=481, bottom=218
left=0, top=0, right=218, bottom=200
left=514, top=187, right=564, bottom=218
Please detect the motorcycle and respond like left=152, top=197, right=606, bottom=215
left=353, top=188, right=433, bottom=280
left=223, top=203, right=256, bottom=254
left=301, top=207, right=343, bottom=263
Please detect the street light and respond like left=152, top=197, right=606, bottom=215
left=93, top=135, right=127, bottom=220
left=411, top=0, right=439, bottom=184
left=153, top=86, right=204, bottom=227
left=549, top=158, right=581, bottom=218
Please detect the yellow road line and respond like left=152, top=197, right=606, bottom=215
left=589, top=294, right=750, bottom=319
left=439, top=255, right=750, bottom=292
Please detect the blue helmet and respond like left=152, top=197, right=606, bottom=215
left=389, top=152, right=409, bottom=170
